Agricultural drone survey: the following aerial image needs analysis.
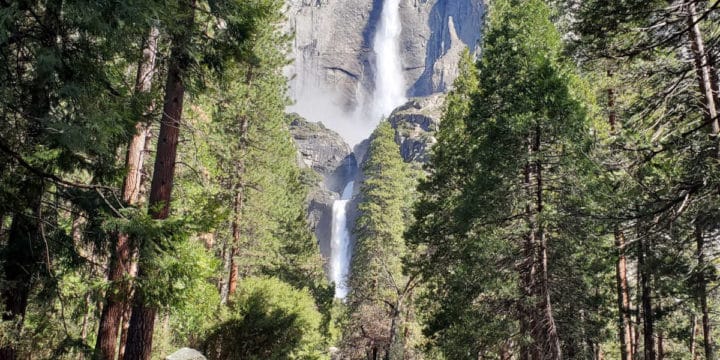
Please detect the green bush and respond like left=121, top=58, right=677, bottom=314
left=203, top=277, right=327, bottom=360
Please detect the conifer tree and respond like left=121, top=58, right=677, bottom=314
left=408, top=1, right=600, bottom=357
left=344, top=121, right=415, bottom=359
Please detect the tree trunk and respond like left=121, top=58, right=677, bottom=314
left=499, top=342, right=512, bottom=360
left=533, top=127, right=561, bottom=360
left=690, top=314, right=698, bottom=359
left=219, top=237, right=232, bottom=304
left=520, top=146, right=537, bottom=360
left=615, top=230, right=634, bottom=360
left=639, top=235, right=656, bottom=360
left=386, top=300, right=404, bottom=360
left=225, top=69, right=252, bottom=299
left=695, top=224, right=714, bottom=360
left=123, top=299, right=157, bottom=360
left=633, top=260, right=641, bottom=360
left=227, top=241, right=240, bottom=298
left=123, top=3, right=194, bottom=358
left=709, top=53, right=720, bottom=114
left=657, top=332, right=664, bottom=360
left=95, top=25, right=159, bottom=360
left=686, top=0, right=719, bottom=134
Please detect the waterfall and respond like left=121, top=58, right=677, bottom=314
left=330, top=181, right=355, bottom=298
left=330, top=0, right=406, bottom=299
left=372, top=0, right=406, bottom=121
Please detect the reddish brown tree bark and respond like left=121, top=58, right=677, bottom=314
left=95, top=25, right=159, bottom=360
left=225, top=69, right=253, bottom=301
left=123, top=3, right=195, bottom=358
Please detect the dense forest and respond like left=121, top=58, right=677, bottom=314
left=1, top=0, right=719, bottom=359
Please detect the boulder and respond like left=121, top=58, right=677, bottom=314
left=165, top=348, right=206, bottom=360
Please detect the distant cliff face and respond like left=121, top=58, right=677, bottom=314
left=286, top=0, right=483, bottom=111
left=289, top=114, right=356, bottom=262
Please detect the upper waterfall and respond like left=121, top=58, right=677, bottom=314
left=372, top=0, right=407, bottom=121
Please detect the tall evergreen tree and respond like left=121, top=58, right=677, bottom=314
left=407, top=1, right=602, bottom=358
left=344, top=121, right=416, bottom=359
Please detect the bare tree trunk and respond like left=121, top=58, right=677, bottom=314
left=657, top=331, right=665, bottom=360
left=124, top=3, right=194, bottom=358
left=118, top=258, right=139, bottom=360
left=691, top=314, right=698, bottom=359
left=227, top=240, right=240, bottom=297
left=639, top=235, right=656, bottom=360
left=225, top=68, right=252, bottom=299
left=219, top=237, right=232, bottom=305
left=633, top=260, right=641, bottom=360
left=95, top=25, right=159, bottom=360
left=386, top=298, right=404, bottom=360
left=695, top=224, right=715, bottom=360
left=686, top=0, right=719, bottom=134
left=521, top=142, right=538, bottom=360
left=533, top=127, right=561, bottom=360
left=606, top=71, right=635, bottom=360
left=615, top=230, right=634, bottom=360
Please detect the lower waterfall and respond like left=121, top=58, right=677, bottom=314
left=330, top=181, right=355, bottom=298
left=330, top=0, right=406, bottom=299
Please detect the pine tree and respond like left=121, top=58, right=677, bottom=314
left=344, top=121, right=415, bottom=359
left=407, top=0, right=601, bottom=357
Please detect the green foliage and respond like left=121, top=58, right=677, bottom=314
left=342, top=120, right=418, bottom=358
left=407, top=0, right=611, bottom=357
left=203, top=277, right=327, bottom=360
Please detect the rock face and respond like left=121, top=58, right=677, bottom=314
left=289, top=115, right=356, bottom=261
left=165, top=348, right=206, bottom=360
left=286, top=0, right=484, bottom=111
left=290, top=114, right=355, bottom=193
left=387, top=94, right=445, bottom=163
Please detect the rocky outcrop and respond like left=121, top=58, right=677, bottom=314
left=387, top=94, right=445, bottom=163
left=289, top=114, right=356, bottom=261
left=290, top=114, right=355, bottom=192
left=429, top=17, right=465, bottom=93
left=401, top=0, right=484, bottom=96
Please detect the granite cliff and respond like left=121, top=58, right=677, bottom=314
left=286, top=0, right=483, bottom=127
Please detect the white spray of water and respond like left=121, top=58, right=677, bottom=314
left=371, top=0, right=407, bottom=121
left=330, top=181, right=355, bottom=298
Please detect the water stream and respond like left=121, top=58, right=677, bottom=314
left=330, top=181, right=355, bottom=298
left=372, top=0, right=407, bottom=120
